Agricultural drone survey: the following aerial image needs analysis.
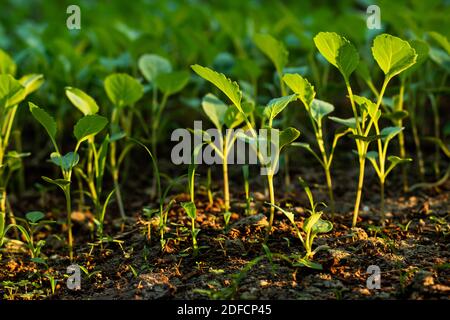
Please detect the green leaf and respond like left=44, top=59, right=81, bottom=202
left=191, top=64, right=242, bottom=112
left=181, top=201, right=197, bottom=220
left=302, top=213, right=322, bottom=233
left=282, top=73, right=315, bottom=108
left=353, top=95, right=379, bottom=120
left=310, top=99, right=334, bottom=122
left=29, top=102, right=57, bottom=145
left=104, top=73, right=144, bottom=108
left=253, top=33, right=288, bottom=74
left=41, top=176, right=71, bottom=190
left=380, top=126, right=403, bottom=142
left=65, top=87, right=99, bottom=115
left=313, top=32, right=359, bottom=81
left=383, top=110, right=409, bottom=122
left=328, top=116, right=356, bottom=129
left=388, top=155, right=412, bottom=166
left=0, top=74, right=24, bottom=108
left=292, top=258, right=323, bottom=270
left=429, top=48, right=450, bottom=72
left=74, top=115, right=108, bottom=144
left=263, top=94, right=297, bottom=123
left=155, top=71, right=190, bottom=96
left=403, top=40, right=429, bottom=77
left=138, top=54, right=172, bottom=83
left=50, top=152, right=80, bottom=171
left=19, top=74, right=44, bottom=97
left=224, top=105, right=244, bottom=129
left=311, top=218, right=333, bottom=234
left=25, top=211, right=45, bottom=224
left=371, top=34, right=417, bottom=80
left=279, top=127, right=300, bottom=150
left=202, top=93, right=227, bottom=129
left=0, top=49, right=16, bottom=75
left=366, top=151, right=379, bottom=160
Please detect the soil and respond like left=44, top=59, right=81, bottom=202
left=0, top=159, right=449, bottom=300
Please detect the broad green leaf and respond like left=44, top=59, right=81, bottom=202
left=328, top=116, right=356, bottom=129
left=372, top=34, right=417, bottom=80
left=138, top=54, right=172, bottom=83
left=380, top=126, right=403, bottom=142
left=155, top=71, right=190, bottom=96
left=104, top=73, right=144, bottom=108
left=74, top=115, right=108, bottom=144
left=202, top=93, right=227, bottom=129
left=29, top=102, right=57, bottom=144
left=181, top=201, right=197, bottom=220
left=311, top=218, right=333, bottom=234
left=403, top=40, right=429, bottom=77
left=25, top=211, right=45, bottom=224
left=253, top=33, right=288, bottom=74
left=282, top=73, right=315, bottom=108
left=0, top=74, right=24, bottom=108
left=310, top=99, right=334, bottom=122
left=191, top=64, right=242, bottom=112
left=263, top=94, right=297, bottom=122
left=313, top=32, right=359, bottom=80
left=50, top=152, right=80, bottom=171
left=65, top=87, right=99, bottom=115
left=279, top=127, right=300, bottom=150
left=224, top=105, right=245, bottom=129
left=428, top=31, right=450, bottom=55
left=0, top=49, right=16, bottom=75
left=19, top=74, right=44, bottom=97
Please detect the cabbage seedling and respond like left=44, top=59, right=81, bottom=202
left=283, top=73, right=350, bottom=215
left=314, top=32, right=417, bottom=226
left=104, top=73, right=144, bottom=219
left=29, top=102, right=108, bottom=260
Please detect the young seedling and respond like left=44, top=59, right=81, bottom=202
left=181, top=201, right=199, bottom=256
left=199, top=93, right=253, bottom=221
left=314, top=32, right=417, bottom=226
left=283, top=73, right=350, bottom=215
left=242, top=165, right=252, bottom=215
left=29, top=102, right=108, bottom=260
left=104, top=73, right=144, bottom=219
left=191, top=65, right=300, bottom=235
left=138, top=54, right=189, bottom=197
left=4, top=211, right=53, bottom=258
left=0, top=58, right=44, bottom=249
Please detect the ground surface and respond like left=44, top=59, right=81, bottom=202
left=0, top=163, right=449, bottom=300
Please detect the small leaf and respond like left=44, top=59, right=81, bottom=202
left=310, top=99, right=334, bottom=122
left=380, top=126, right=403, bottom=142
left=65, top=87, right=99, bottom=115
left=25, top=211, right=45, bottom=224
left=19, top=74, right=44, bottom=96
left=41, top=176, right=71, bottom=189
left=372, top=34, right=417, bottom=80
left=388, top=155, right=412, bottom=165
left=311, top=218, right=333, bottom=234
left=292, top=258, right=323, bottom=270
left=302, top=213, right=322, bottom=233
left=366, top=151, right=379, bottom=160
left=282, top=73, right=315, bottom=108
left=181, top=201, right=197, bottom=220
left=353, top=95, right=379, bottom=120
left=0, top=74, right=24, bottom=107
left=328, top=116, right=356, bottom=129
left=104, top=73, right=144, bottom=108
left=50, top=152, right=80, bottom=171
left=314, top=32, right=359, bottom=80
left=253, top=33, right=288, bottom=74
left=202, top=93, right=227, bottom=129
left=155, top=71, right=190, bottom=96
left=138, top=54, right=172, bottom=83
left=191, top=64, right=243, bottom=112
left=29, top=102, right=57, bottom=144
left=279, top=127, right=300, bottom=150
left=402, top=39, right=429, bottom=77
left=74, top=115, right=108, bottom=144
left=263, top=94, right=297, bottom=122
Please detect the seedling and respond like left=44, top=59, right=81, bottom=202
left=314, top=32, right=417, bottom=226
left=268, top=178, right=332, bottom=265
left=181, top=201, right=199, bottom=256
left=192, top=64, right=300, bottom=235
left=283, top=73, right=350, bottom=215
left=104, top=73, right=144, bottom=219
left=4, top=211, right=52, bottom=258
left=29, top=102, right=108, bottom=260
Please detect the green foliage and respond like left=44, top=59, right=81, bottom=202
left=65, top=87, right=99, bottom=115
left=104, top=73, right=144, bottom=108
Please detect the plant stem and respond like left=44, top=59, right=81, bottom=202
left=380, top=180, right=385, bottom=226
left=64, top=187, right=73, bottom=261
left=353, top=155, right=366, bottom=228
left=397, top=80, right=408, bottom=192
left=267, top=174, right=275, bottom=235
left=222, top=134, right=230, bottom=212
